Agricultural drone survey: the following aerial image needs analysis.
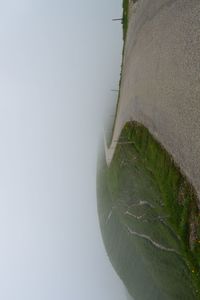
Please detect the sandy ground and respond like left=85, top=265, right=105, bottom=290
left=106, top=0, right=200, bottom=200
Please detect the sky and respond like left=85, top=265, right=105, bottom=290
left=0, top=0, right=127, bottom=299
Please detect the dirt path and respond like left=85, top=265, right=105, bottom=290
left=126, top=225, right=180, bottom=255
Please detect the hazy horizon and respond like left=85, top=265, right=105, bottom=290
left=0, top=0, right=128, bottom=299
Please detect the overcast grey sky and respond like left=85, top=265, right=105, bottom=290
left=0, top=0, right=127, bottom=299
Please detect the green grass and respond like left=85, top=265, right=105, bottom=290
left=122, top=0, right=129, bottom=42
left=97, top=121, right=200, bottom=299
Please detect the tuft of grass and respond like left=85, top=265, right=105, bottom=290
left=122, top=0, right=129, bottom=42
left=97, top=121, right=200, bottom=299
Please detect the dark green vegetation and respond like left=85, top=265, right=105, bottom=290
left=97, top=121, right=200, bottom=299
left=122, top=0, right=129, bottom=42
left=122, top=0, right=139, bottom=39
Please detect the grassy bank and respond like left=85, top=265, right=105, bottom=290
left=97, top=121, right=200, bottom=299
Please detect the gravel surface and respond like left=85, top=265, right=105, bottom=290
left=107, top=0, right=200, bottom=199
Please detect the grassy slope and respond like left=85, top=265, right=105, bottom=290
left=97, top=122, right=200, bottom=300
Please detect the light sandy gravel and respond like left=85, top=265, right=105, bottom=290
left=106, top=0, right=200, bottom=200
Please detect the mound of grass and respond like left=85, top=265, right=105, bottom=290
left=97, top=121, right=200, bottom=299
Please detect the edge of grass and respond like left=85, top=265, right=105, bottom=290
left=107, top=0, right=131, bottom=145
left=109, top=0, right=139, bottom=145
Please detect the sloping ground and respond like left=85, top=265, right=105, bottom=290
left=97, top=122, right=200, bottom=299
left=108, top=0, right=200, bottom=199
